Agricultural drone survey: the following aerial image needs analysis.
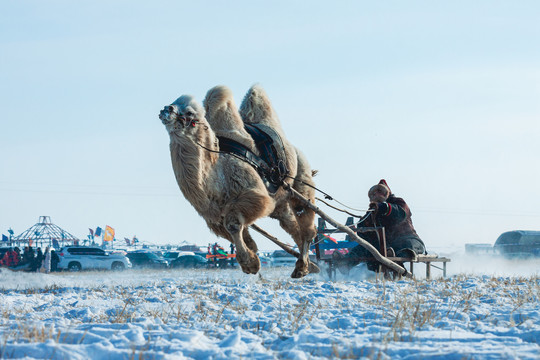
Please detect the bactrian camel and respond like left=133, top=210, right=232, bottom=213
left=159, top=84, right=319, bottom=278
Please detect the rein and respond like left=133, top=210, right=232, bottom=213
left=315, top=196, right=371, bottom=218
left=195, top=141, right=370, bottom=218
left=283, top=174, right=370, bottom=216
left=195, top=140, right=263, bottom=171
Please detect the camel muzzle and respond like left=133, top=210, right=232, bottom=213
left=159, top=106, right=173, bottom=125
left=159, top=105, right=187, bottom=127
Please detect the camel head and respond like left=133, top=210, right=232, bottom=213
left=159, top=95, right=206, bottom=135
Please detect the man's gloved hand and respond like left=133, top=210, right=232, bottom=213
left=369, top=202, right=390, bottom=216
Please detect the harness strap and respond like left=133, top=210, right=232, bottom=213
left=216, top=135, right=271, bottom=174
left=244, top=124, right=289, bottom=186
left=216, top=124, right=289, bottom=195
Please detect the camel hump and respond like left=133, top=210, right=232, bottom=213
left=204, top=85, right=234, bottom=111
left=204, top=85, right=255, bottom=149
left=239, top=84, right=283, bottom=130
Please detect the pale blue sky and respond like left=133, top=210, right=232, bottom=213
left=1, top=1, right=539, bottom=251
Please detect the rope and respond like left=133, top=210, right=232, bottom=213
left=284, top=175, right=334, bottom=200
left=284, top=175, right=372, bottom=218
left=315, top=197, right=370, bottom=218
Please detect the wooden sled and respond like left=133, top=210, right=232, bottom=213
left=252, top=184, right=419, bottom=279
left=316, top=219, right=451, bottom=280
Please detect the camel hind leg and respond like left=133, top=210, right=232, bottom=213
left=290, top=199, right=319, bottom=278
left=289, top=148, right=319, bottom=278
left=273, top=201, right=318, bottom=278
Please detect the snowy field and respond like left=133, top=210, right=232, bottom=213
left=0, top=254, right=539, bottom=360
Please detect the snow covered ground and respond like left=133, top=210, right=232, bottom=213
left=0, top=254, right=539, bottom=359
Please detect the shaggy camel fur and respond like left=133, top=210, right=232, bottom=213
left=159, top=85, right=318, bottom=278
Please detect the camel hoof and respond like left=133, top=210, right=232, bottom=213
left=239, top=255, right=261, bottom=275
left=291, top=258, right=310, bottom=278
left=308, top=261, right=320, bottom=274
left=291, top=267, right=309, bottom=278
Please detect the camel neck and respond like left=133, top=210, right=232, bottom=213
left=169, top=133, right=218, bottom=208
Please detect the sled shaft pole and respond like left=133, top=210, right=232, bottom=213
left=285, top=185, right=411, bottom=278
left=250, top=224, right=301, bottom=258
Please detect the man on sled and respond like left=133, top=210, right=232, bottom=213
left=334, top=179, right=426, bottom=273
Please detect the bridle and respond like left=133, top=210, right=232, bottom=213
left=169, top=107, right=199, bottom=127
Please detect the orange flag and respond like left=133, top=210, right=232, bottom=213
left=103, top=226, right=115, bottom=242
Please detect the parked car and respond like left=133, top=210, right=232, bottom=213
left=270, top=249, right=297, bottom=266
left=57, top=246, right=131, bottom=272
left=465, top=243, right=495, bottom=255
left=164, top=251, right=199, bottom=261
left=165, top=251, right=204, bottom=261
left=163, top=251, right=180, bottom=261
left=126, top=251, right=169, bottom=269
left=257, top=253, right=271, bottom=267
left=169, top=254, right=208, bottom=269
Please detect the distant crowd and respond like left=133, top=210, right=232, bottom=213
left=0, top=246, right=60, bottom=273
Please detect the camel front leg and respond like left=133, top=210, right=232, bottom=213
left=224, top=213, right=260, bottom=275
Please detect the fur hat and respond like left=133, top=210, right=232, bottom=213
left=368, top=179, right=391, bottom=202
left=378, top=179, right=391, bottom=194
